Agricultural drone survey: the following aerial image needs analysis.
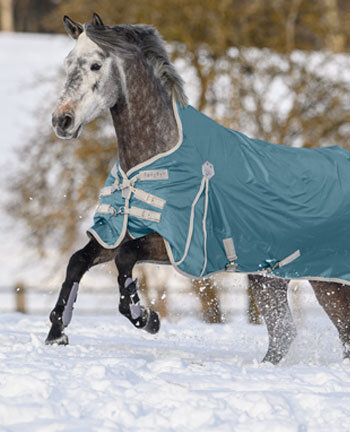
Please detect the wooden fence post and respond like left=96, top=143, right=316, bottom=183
left=138, top=266, right=168, bottom=318
left=0, top=0, right=15, bottom=32
left=14, top=282, right=26, bottom=314
left=193, top=278, right=223, bottom=323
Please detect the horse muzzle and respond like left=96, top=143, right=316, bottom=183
left=52, top=112, right=81, bottom=139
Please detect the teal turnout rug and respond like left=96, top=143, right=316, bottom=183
left=88, top=99, right=350, bottom=283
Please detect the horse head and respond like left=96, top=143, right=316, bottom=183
left=52, top=13, right=124, bottom=139
left=52, top=13, right=187, bottom=140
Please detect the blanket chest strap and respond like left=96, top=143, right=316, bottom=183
left=126, top=206, right=161, bottom=223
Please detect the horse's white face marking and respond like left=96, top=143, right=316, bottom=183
left=52, top=32, right=123, bottom=139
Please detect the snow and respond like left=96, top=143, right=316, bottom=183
left=0, top=312, right=350, bottom=431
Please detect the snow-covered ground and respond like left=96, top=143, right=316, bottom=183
left=0, top=312, right=349, bottom=431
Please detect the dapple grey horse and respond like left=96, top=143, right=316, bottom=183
left=47, top=13, right=350, bottom=364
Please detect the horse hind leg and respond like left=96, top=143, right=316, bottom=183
left=45, top=238, right=116, bottom=345
left=249, top=274, right=296, bottom=364
left=115, top=233, right=168, bottom=334
left=310, top=281, right=350, bottom=359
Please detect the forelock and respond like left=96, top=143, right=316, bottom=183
left=73, top=32, right=104, bottom=58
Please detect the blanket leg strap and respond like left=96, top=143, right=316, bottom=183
left=265, top=249, right=301, bottom=272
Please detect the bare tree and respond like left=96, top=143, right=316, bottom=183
left=323, top=0, right=346, bottom=52
left=1, top=0, right=14, bottom=31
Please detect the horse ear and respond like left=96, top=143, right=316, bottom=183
left=92, top=13, right=104, bottom=28
left=63, top=16, right=83, bottom=40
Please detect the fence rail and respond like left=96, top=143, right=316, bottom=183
left=0, top=282, right=249, bottom=318
left=0, top=279, right=320, bottom=322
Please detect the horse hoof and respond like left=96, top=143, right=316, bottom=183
left=45, top=333, right=69, bottom=346
left=144, top=310, right=160, bottom=334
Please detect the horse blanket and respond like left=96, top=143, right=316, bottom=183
left=88, top=99, right=350, bottom=283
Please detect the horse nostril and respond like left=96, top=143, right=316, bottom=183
left=58, top=113, right=74, bottom=131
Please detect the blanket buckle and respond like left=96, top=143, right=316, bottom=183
left=225, top=262, right=238, bottom=272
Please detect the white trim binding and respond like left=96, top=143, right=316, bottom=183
left=87, top=200, right=129, bottom=250
left=165, top=237, right=350, bottom=284
left=165, top=236, right=350, bottom=285
left=87, top=162, right=131, bottom=249
left=111, top=164, right=118, bottom=177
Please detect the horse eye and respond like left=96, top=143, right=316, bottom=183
left=90, top=63, right=101, bottom=71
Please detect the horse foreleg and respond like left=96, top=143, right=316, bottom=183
left=45, top=238, right=115, bottom=345
left=249, top=274, right=296, bottom=364
left=115, top=233, right=169, bottom=334
left=310, top=281, right=350, bottom=359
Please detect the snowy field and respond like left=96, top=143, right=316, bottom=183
left=1, top=32, right=350, bottom=431
left=1, top=312, right=350, bottom=431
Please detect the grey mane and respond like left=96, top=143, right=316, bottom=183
left=85, top=22, right=188, bottom=106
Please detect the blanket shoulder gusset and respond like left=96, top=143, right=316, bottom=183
left=88, top=102, right=350, bottom=283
